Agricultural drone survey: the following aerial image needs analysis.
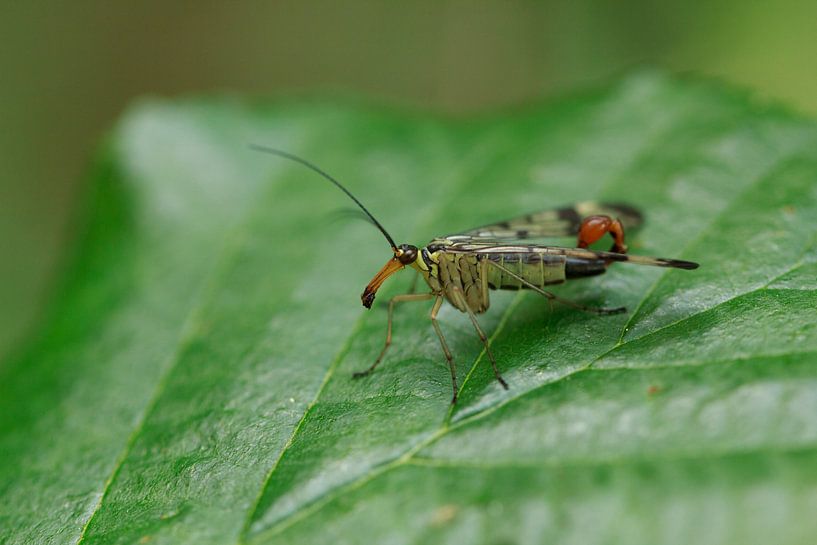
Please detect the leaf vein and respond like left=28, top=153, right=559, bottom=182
left=237, top=314, right=367, bottom=542
left=75, top=228, right=249, bottom=544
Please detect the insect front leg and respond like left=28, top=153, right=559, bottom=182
left=450, top=286, right=509, bottom=390
left=429, top=295, right=459, bottom=404
left=353, top=293, right=434, bottom=378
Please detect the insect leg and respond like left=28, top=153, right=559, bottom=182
left=430, top=295, right=459, bottom=404
left=577, top=215, right=627, bottom=254
left=353, top=293, right=434, bottom=378
left=451, top=286, right=509, bottom=390
left=479, top=258, right=490, bottom=310
left=486, top=260, right=626, bottom=316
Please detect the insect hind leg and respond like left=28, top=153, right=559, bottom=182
left=429, top=295, right=459, bottom=404
left=486, top=260, right=626, bottom=316
left=547, top=293, right=626, bottom=316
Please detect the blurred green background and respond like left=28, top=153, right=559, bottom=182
left=1, top=0, right=816, bottom=360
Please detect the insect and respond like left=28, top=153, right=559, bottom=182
left=253, top=145, right=699, bottom=403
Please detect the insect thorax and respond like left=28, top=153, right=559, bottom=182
left=411, top=247, right=444, bottom=294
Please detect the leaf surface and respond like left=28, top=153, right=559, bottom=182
left=2, top=75, right=816, bottom=545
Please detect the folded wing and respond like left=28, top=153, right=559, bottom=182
left=452, top=202, right=643, bottom=240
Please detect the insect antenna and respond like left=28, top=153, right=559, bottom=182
left=250, top=144, right=398, bottom=250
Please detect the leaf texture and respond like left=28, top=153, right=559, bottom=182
left=1, top=74, right=816, bottom=545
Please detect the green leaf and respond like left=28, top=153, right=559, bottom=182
left=2, top=74, right=817, bottom=545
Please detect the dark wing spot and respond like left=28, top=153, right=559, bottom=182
left=605, top=202, right=644, bottom=226
left=659, top=258, right=700, bottom=269
left=557, top=207, right=582, bottom=233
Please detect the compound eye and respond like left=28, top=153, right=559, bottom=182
left=398, top=244, right=418, bottom=264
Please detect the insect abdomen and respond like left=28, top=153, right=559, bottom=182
left=485, top=253, right=567, bottom=290
left=564, top=256, right=607, bottom=278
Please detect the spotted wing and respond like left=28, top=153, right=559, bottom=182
left=451, top=202, right=643, bottom=240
